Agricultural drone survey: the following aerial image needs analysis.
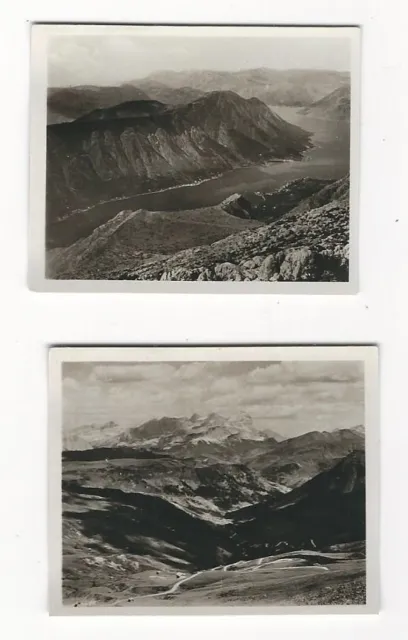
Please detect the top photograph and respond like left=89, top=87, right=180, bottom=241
left=29, top=25, right=360, bottom=293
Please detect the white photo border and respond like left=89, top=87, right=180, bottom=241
left=29, top=24, right=361, bottom=294
left=48, top=345, right=379, bottom=615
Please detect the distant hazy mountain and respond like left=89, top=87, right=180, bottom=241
left=63, top=420, right=120, bottom=451
left=47, top=85, right=151, bottom=123
left=63, top=412, right=272, bottom=452
left=48, top=82, right=205, bottom=124
left=47, top=69, right=349, bottom=125
left=248, top=426, right=364, bottom=487
left=300, top=84, right=350, bottom=120
left=144, top=68, right=350, bottom=106
left=132, top=79, right=205, bottom=104
left=46, top=92, right=310, bottom=223
left=63, top=410, right=363, bottom=489
left=75, top=99, right=166, bottom=122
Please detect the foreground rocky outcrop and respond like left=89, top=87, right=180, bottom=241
left=46, top=207, right=262, bottom=279
left=114, top=175, right=350, bottom=282
left=220, top=177, right=331, bottom=223
left=48, top=175, right=350, bottom=281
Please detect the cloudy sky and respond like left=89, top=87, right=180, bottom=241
left=62, top=360, right=364, bottom=438
left=47, top=30, right=351, bottom=87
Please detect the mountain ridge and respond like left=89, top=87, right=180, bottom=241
left=143, top=68, right=350, bottom=106
left=46, top=91, right=311, bottom=223
left=107, top=175, right=349, bottom=282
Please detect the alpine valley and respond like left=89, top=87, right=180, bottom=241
left=62, top=412, right=366, bottom=607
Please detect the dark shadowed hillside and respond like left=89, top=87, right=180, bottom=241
left=221, top=177, right=332, bottom=223
left=47, top=85, right=151, bottom=123
left=232, top=451, right=365, bottom=557
left=46, top=91, right=311, bottom=222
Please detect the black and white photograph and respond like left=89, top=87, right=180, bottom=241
left=49, top=346, right=378, bottom=614
left=30, top=25, right=359, bottom=292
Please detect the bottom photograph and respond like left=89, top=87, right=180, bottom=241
left=48, top=346, right=378, bottom=614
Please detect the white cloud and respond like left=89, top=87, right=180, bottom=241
left=93, top=363, right=175, bottom=383
left=62, top=360, right=364, bottom=437
left=47, top=32, right=351, bottom=87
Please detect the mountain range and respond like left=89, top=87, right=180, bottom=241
left=62, top=402, right=366, bottom=606
left=231, top=450, right=365, bottom=557
left=63, top=411, right=364, bottom=489
left=47, top=68, right=349, bottom=124
left=62, top=441, right=365, bottom=604
left=46, top=91, right=311, bottom=222
left=138, top=68, right=350, bottom=107
left=47, top=84, right=151, bottom=123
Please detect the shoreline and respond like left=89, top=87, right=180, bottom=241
left=58, top=157, right=302, bottom=222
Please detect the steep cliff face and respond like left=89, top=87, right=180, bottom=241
left=46, top=91, right=311, bottom=222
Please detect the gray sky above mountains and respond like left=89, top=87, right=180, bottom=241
left=48, top=29, right=352, bottom=87
left=62, top=360, right=364, bottom=438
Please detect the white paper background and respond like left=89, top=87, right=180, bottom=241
left=0, top=0, right=407, bottom=637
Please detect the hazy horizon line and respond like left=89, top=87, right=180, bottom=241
left=65, top=412, right=363, bottom=437
left=48, top=66, right=350, bottom=89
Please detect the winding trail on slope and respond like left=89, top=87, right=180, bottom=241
left=122, top=558, right=329, bottom=604
left=122, top=570, right=205, bottom=602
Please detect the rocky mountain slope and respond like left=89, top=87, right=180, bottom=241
left=63, top=450, right=287, bottom=516
left=48, top=69, right=349, bottom=126
left=62, top=406, right=366, bottom=604
left=46, top=208, right=262, bottom=278
left=63, top=411, right=363, bottom=489
left=232, top=450, right=365, bottom=557
left=221, top=177, right=332, bottom=223
left=247, top=427, right=364, bottom=487
left=106, top=175, right=350, bottom=282
left=47, top=175, right=350, bottom=281
left=63, top=412, right=273, bottom=456
left=46, top=91, right=310, bottom=222
left=62, top=448, right=365, bottom=604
